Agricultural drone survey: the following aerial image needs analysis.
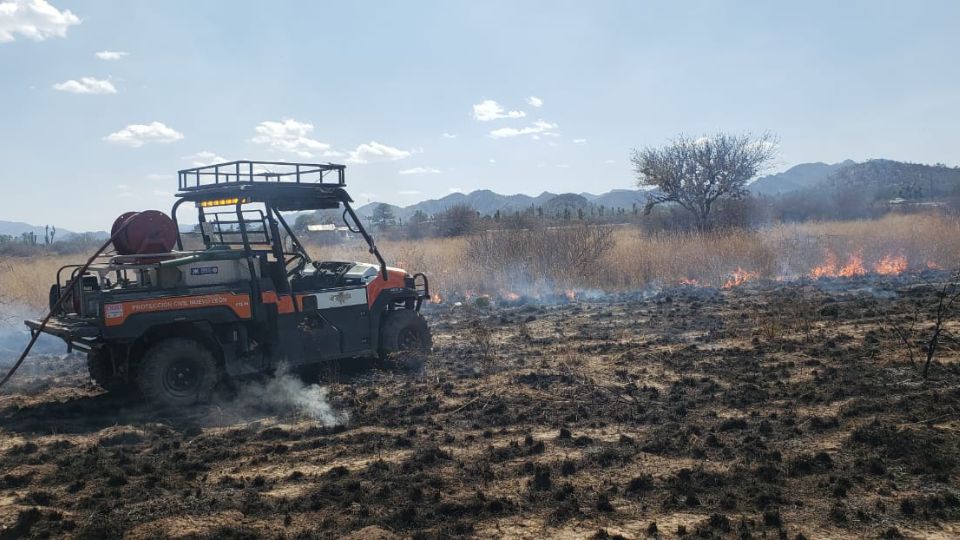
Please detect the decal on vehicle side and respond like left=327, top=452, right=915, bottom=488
left=190, top=266, right=219, bottom=276
left=103, top=293, right=252, bottom=326
left=311, top=287, right=367, bottom=309
left=104, top=303, right=124, bottom=320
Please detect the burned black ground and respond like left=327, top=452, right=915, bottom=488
left=2, top=275, right=960, bottom=539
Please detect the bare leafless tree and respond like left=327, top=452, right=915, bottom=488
left=883, top=271, right=960, bottom=379
left=922, top=274, right=960, bottom=378
left=631, top=132, right=778, bottom=231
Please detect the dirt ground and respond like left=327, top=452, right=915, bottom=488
left=1, top=275, right=959, bottom=539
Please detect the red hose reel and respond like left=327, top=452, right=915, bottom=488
left=110, top=210, right=178, bottom=256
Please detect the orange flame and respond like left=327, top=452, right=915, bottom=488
left=431, top=292, right=443, bottom=303
left=838, top=250, right=866, bottom=278
left=810, top=250, right=839, bottom=279
left=927, top=260, right=943, bottom=270
left=678, top=277, right=699, bottom=286
left=501, top=291, right=521, bottom=302
left=810, top=250, right=867, bottom=279
left=873, top=254, right=908, bottom=276
left=722, top=267, right=759, bottom=289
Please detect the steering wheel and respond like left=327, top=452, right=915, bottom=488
left=307, top=261, right=353, bottom=286
left=285, top=254, right=308, bottom=278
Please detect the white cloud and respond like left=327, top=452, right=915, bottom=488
left=183, top=150, right=226, bottom=166
left=398, top=190, right=421, bottom=196
left=488, top=159, right=496, bottom=164
left=604, top=159, right=617, bottom=164
left=448, top=187, right=464, bottom=193
left=489, top=120, right=558, bottom=139
left=398, top=166, right=441, bottom=175
left=0, top=0, right=79, bottom=43
left=347, top=141, right=411, bottom=164
left=152, top=189, right=172, bottom=197
left=472, top=99, right=525, bottom=121
left=104, top=121, right=183, bottom=147
left=441, top=132, right=457, bottom=139
left=252, top=118, right=333, bottom=158
left=53, top=77, right=116, bottom=94
left=573, top=138, right=587, bottom=144
left=556, top=164, right=570, bottom=168
left=95, top=50, right=128, bottom=60
left=357, top=192, right=376, bottom=200
left=146, top=173, right=167, bottom=181
left=526, top=96, right=543, bottom=108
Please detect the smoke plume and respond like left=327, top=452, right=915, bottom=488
left=231, top=364, right=347, bottom=427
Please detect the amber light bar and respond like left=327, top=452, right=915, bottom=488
left=197, top=197, right=249, bottom=208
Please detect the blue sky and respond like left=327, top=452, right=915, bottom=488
left=1, top=0, right=958, bottom=231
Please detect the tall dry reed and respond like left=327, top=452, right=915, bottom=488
left=2, top=214, right=957, bottom=314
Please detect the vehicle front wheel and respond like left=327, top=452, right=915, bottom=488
left=379, top=310, right=432, bottom=370
left=136, top=338, right=219, bottom=407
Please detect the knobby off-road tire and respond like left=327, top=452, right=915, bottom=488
left=87, top=349, right=128, bottom=394
left=136, top=338, right=219, bottom=407
left=379, top=310, right=432, bottom=371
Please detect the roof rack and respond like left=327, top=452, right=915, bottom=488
left=177, top=160, right=345, bottom=192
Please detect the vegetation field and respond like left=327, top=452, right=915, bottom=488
left=1, top=213, right=959, bottom=539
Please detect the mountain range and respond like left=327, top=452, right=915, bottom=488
left=5, top=158, right=957, bottom=237
left=351, top=188, right=651, bottom=222
left=748, top=160, right=855, bottom=195
left=0, top=221, right=88, bottom=240
left=349, top=160, right=866, bottom=221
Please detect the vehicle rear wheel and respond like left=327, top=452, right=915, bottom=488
left=87, top=349, right=128, bottom=394
left=379, top=310, right=432, bottom=370
left=136, top=338, right=219, bottom=407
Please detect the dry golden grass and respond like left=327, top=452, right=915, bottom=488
left=602, top=213, right=960, bottom=289
left=2, top=213, right=958, bottom=315
left=0, top=256, right=73, bottom=318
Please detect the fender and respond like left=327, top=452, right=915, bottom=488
left=368, top=288, right=422, bottom=351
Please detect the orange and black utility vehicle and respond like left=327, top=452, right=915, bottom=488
left=26, top=161, right=431, bottom=406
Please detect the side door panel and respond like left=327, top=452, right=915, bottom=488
left=298, top=286, right=372, bottom=357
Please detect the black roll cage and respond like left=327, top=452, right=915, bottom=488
left=170, top=161, right=389, bottom=309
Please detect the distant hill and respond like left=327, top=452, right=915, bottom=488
left=827, top=159, right=960, bottom=200
left=0, top=221, right=81, bottom=239
left=349, top=188, right=649, bottom=222
left=749, top=161, right=855, bottom=196
left=544, top=193, right=591, bottom=214
left=0, top=220, right=107, bottom=241
left=760, top=159, right=960, bottom=202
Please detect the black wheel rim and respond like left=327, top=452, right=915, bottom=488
left=162, top=358, right=203, bottom=397
left=397, top=327, right=423, bottom=351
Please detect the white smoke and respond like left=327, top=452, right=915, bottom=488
left=232, top=364, right=347, bottom=426
left=0, top=302, right=71, bottom=368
